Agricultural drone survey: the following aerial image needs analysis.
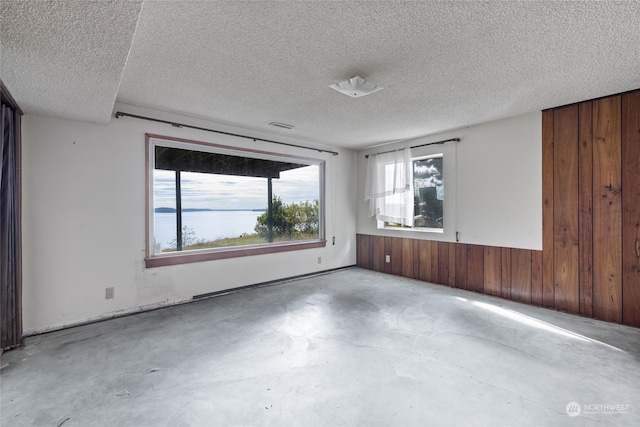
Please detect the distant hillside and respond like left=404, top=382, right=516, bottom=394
left=154, top=207, right=212, bottom=213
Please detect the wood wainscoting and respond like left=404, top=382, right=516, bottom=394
left=357, top=89, right=640, bottom=328
left=356, top=235, right=543, bottom=306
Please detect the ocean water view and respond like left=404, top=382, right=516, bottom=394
left=154, top=210, right=265, bottom=250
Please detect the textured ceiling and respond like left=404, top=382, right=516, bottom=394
left=2, top=1, right=640, bottom=148
left=0, top=0, right=142, bottom=124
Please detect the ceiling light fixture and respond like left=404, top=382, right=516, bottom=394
left=330, top=76, right=383, bottom=98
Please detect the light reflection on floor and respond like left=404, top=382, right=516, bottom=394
left=454, top=296, right=623, bottom=351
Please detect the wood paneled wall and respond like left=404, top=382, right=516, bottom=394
left=356, top=235, right=543, bottom=305
left=357, top=89, right=640, bottom=328
left=544, top=90, right=640, bottom=326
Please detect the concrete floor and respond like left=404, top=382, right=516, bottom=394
left=2, top=268, right=640, bottom=427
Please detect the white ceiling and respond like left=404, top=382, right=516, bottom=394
left=2, top=1, right=639, bottom=150
left=0, top=0, right=142, bottom=124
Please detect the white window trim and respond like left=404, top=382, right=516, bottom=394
left=377, top=142, right=457, bottom=242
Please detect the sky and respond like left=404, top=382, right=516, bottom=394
left=414, top=157, right=443, bottom=200
left=154, top=164, right=320, bottom=210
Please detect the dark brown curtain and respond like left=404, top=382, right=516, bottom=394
left=1, top=81, right=23, bottom=350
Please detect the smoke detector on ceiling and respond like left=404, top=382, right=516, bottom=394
left=330, top=76, right=383, bottom=98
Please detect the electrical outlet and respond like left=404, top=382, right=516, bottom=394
left=318, top=257, right=322, bottom=264
left=105, top=287, right=115, bottom=299
left=385, top=255, right=391, bottom=263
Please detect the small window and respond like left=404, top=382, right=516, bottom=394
left=412, top=154, right=444, bottom=229
left=384, top=153, right=444, bottom=232
left=146, top=135, right=325, bottom=267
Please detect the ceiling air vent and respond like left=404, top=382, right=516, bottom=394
left=269, top=122, right=294, bottom=130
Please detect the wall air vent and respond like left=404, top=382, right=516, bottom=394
left=269, top=122, right=295, bottom=130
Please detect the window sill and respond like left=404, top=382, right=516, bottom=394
left=145, top=239, right=327, bottom=268
left=381, top=226, right=444, bottom=234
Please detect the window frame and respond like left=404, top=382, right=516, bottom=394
left=145, top=134, right=326, bottom=268
left=377, top=143, right=457, bottom=242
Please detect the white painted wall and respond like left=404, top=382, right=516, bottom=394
left=21, top=107, right=539, bottom=333
left=21, top=104, right=357, bottom=334
left=356, top=112, right=542, bottom=250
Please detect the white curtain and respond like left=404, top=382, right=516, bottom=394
left=365, top=148, right=413, bottom=226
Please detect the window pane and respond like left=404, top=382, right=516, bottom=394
left=151, top=141, right=322, bottom=255
left=153, top=169, right=176, bottom=252
left=270, top=165, right=320, bottom=241
left=413, top=155, right=443, bottom=229
left=175, top=172, right=268, bottom=251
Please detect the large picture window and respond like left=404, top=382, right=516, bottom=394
left=146, top=135, right=325, bottom=267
